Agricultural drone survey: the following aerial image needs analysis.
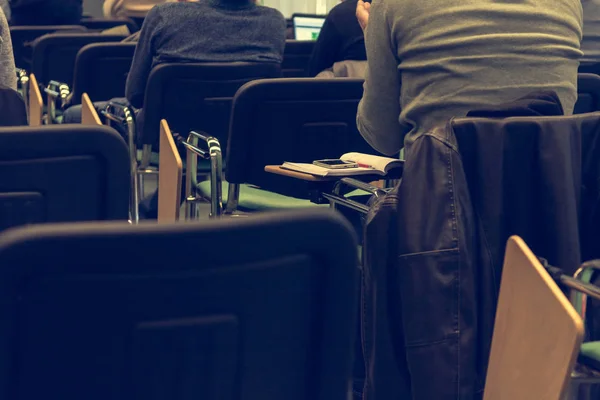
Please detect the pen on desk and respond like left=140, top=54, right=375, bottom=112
left=356, top=162, right=374, bottom=169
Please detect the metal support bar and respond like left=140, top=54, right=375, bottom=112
left=183, top=131, right=223, bottom=219
left=321, top=177, right=390, bottom=214
left=102, top=102, right=139, bottom=223
left=44, top=80, right=70, bottom=124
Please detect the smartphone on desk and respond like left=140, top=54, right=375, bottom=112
left=313, top=159, right=358, bottom=169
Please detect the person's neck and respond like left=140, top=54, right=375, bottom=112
left=208, top=0, right=254, bottom=9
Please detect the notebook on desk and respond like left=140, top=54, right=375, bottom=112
left=282, top=153, right=403, bottom=177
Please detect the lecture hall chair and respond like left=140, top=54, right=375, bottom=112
left=0, top=209, right=358, bottom=400
left=104, top=62, right=282, bottom=223
left=31, top=32, right=127, bottom=88
left=575, top=73, right=600, bottom=114
left=10, top=25, right=87, bottom=70
left=282, top=40, right=315, bottom=77
left=483, top=236, right=583, bottom=400
left=0, top=124, right=129, bottom=231
left=79, top=17, right=139, bottom=33
left=184, top=78, right=384, bottom=218
left=69, top=42, right=136, bottom=105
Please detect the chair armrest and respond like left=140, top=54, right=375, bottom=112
left=101, top=101, right=138, bottom=158
left=44, top=80, right=70, bottom=123
left=571, top=261, right=600, bottom=321
left=320, top=177, right=391, bottom=214
left=182, top=131, right=223, bottom=218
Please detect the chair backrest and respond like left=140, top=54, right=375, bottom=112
left=79, top=17, right=139, bottom=33
left=226, top=78, right=382, bottom=196
left=81, top=93, right=102, bottom=125
left=0, top=209, right=358, bottom=400
left=484, top=236, right=583, bottom=400
left=140, top=62, right=282, bottom=149
left=10, top=25, right=87, bottom=70
left=282, top=40, right=315, bottom=77
left=31, top=33, right=127, bottom=86
left=0, top=85, right=27, bottom=127
left=0, top=125, right=130, bottom=231
left=28, top=74, right=43, bottom=126
left=71, top=43, right=136, bottom=104
left=158, top=119, right=182, bottom=223
left=575, top=73, right=600, bottom=114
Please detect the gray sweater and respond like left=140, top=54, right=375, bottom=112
left=0, top=7, right=15, bottom=90
left=125, top=0, right=286, bottom=108
left=357, top=0, right=583, bottom=156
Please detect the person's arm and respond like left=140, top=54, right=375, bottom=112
left=125, top=6, right=161, bottom=108
left=0, top=9, right=16, bottom=90
left=307, top=16, right=341, bottom=76
left=356, top=0, right=403, bottom=155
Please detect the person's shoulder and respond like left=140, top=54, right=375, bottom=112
left=149, top=1, right=198, bottom=17
left=255, top=4, right=285, bottom=21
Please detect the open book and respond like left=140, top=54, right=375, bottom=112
left=281, top=152, right=403, bottom=177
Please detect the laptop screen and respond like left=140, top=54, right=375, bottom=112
left=293, top=15, right=326, bottom=41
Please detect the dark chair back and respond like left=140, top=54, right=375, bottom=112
left=226, top=78, right=381, bottom=195
left=140, top=62, right=282, bottom=149
left=0, top=86, right=27, bottom=126
left=575, top=73, right=600, bottom=114
left=71, top=42, right=136, bottom=104
left=0, top=125, right=129, bottom=231
left=0, top=209, right=358, bottom=400
left=31, top=33, right=127, bottom=86
left=10, top=25, right=87, bottom=70
left=79, top=17, right=139, bottom=33
left=282, top=40, right=315, bottom=77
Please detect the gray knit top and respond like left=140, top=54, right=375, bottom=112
left=0, top=7, right=16, bottom=90
left=357, top=0, right=583, bottom=156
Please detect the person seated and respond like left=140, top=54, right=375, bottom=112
left=581, top=0, right=600, bottom=65
left=307, top=0, right=367, bottom=78
left=9, top=0, right=82, bottom=25
left=0, top=7, right=16, bottom=90
left=103, top=0, right=174, bottom=26
left=355, top=0, right=583, bottom=157
left=63, top=0, right=285, bottom=123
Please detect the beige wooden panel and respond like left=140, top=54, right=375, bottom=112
left=81, top=93, right=102, bottom=125
left=28, top=74, right=43, bottom=126
left=484, top=236, right=584, bottom=400
left=158, top=119, right=182, bottom=223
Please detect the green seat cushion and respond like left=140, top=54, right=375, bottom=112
left=136, top=151, right=216, bottom=172
left=579, top=342, right=600, bottom=371
left=197, top=180, right=326, bottom=211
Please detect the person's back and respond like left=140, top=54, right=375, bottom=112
left=125, top=0, right=286, bottom=107
left=307, top=0, right=366, bottom=77
left=357, top=0, right=582, bottom=156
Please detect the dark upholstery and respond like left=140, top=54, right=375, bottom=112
left=226, top=78, right=383, bottom=196
left=31, top=33, right=127, bottom=86
left=0, top=124, right=130, bottom=231
left=282, top=40, right=315, bottom=77
left=0, top=85, right=27, bottom=126
left=10, top=25, right=87, bottom=70
left=139, top=62, right=282, bottom=150
left=71, top=42, right=136, bottom=104
left=0, top=209, right=358, bottom=400
left=575, top=73, right=600, bottom=114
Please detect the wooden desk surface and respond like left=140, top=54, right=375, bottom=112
left=264, top=165, right=335, bottom=182
left=264, top=165, right=401, bottom=183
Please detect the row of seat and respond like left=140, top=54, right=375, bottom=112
left=13, top=28, right=316, bottom=91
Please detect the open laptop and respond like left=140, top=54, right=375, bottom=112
left=292, top=14, right=326, bottom=41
